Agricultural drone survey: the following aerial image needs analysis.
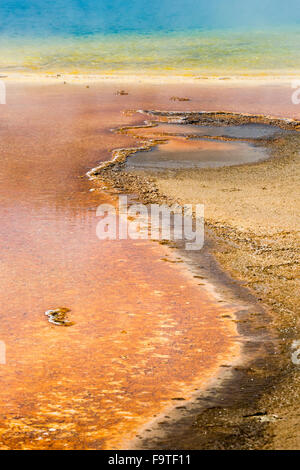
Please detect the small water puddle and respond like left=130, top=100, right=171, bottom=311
left=125, top=137, right=268, bottom=170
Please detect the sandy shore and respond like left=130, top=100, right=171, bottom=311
left=88, top=84, right=300, bottom=449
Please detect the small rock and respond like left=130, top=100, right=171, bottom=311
left=45, top=307, right=74, bottom=326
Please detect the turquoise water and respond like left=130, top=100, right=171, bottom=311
left=1, top=29, right=300, bottom=75
left=0, top=1, right=299, bottom=74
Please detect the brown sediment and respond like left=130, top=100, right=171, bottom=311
left=89, top=108, right=300, bottom=449
left=170, top=97, right=191, bottom=102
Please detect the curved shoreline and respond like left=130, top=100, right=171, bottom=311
left=86, top=109, right=299, bottom=449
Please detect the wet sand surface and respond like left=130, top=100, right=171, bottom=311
left=0, top=82, right=245, bottom=450
left=0, top=80, right=299, bottom=449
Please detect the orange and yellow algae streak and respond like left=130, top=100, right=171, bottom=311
left=0, top=81, right=269, bottom=450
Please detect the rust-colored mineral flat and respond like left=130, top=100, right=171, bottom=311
left=1, top=81, right=290, bottom=449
